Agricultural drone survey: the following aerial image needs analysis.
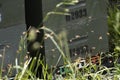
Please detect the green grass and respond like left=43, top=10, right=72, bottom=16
left=0, top=0, right=120, bottom=80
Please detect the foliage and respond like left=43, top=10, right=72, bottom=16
left=108, top=5, right=120, bottom=53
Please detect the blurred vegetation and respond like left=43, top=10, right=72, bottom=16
left=108, top=6, right=120, bottom=53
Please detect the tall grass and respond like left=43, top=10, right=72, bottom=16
left=0, top=0, right=120, bottom=80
